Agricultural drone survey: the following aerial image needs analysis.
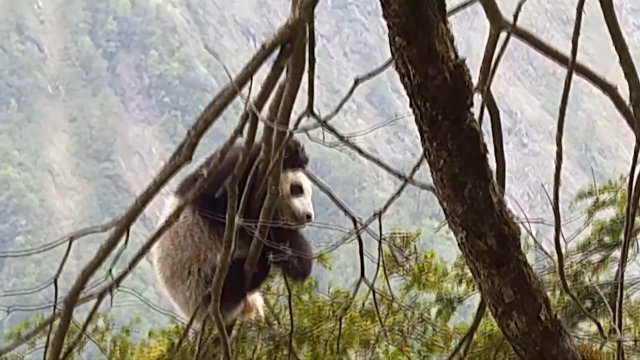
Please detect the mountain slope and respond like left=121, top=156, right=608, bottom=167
left=0, top=0, right=638, bottom=346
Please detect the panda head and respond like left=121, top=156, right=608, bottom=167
left=275, top=138, right=314, bottom=228
left=277, top=169, right=314, bottom=228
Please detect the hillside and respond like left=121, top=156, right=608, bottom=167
left=0, top=0, right=638, bottom=352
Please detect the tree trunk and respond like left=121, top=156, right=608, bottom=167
left=378, top=1, right=581, bottom=358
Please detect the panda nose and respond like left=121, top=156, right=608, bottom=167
left=304, top=212, right=313, bottom=222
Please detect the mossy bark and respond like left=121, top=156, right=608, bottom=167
left=379, top=0, right=581, bottom=358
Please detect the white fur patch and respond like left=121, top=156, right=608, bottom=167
left=237, top=291, right=265, bottom=322
left=280, top=170, right=314, bottom=226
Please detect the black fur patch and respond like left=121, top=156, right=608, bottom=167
left=282, top=137, right=309, bottom=170
left=201, top=254, right=271, bottom=314
left=269, top=227, right=313, bottom=281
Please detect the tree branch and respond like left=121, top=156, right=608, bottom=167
left=597, top=2, right=640, bottom=358
left=598, top=0, right=640, bottom=123
left=549, top=0, right=607, bottom=341
left=44, top=10, right=306, bottom=359
left=477, top=0, right=526, bottom=128
left=379, top=0, right=582, bottom=357
left=478, top=0, right=637, bottom=137
left=209, top=125, right=247, bottom=360
left=244, top=0, right=317, bottom=287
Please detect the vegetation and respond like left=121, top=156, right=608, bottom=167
left=3, top=175, right=640, bottom=358
left=0, top=0, right=452, bottom=343
left=1, top=0, right=640, bottom=358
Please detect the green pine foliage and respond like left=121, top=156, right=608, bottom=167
left=7, top=176, right=640, bottom=359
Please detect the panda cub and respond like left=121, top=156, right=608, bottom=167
left=151, top=137, right=315, bottom=338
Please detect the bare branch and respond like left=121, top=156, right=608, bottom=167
left=331, top=157, right=424, bottom=353
left=613, top=146, right=640, bottom=358
left=42, top=232, right=76, bottom=360
left=598, top=0, right=640, bottom=122
left=309, top=114, right=435, bottom=193
left=549, top=0, right=606, bottom=340
left=478, top=0, right=637, bottom=137
left=205, top=53, right=285, bottom=358
left=477, top=0, right=526, bottom=128
left=476, top=29, right=498, bottom=94
left=297, top=58, right=393, bottom=132
left=44, top=12, right=305, bottom=359
left=486, top=90, right=505, bottom=190
left=447, top=300, right=486, bottom=360
left=302, top=169, right=385, bottom=247
left=297, top=0, right=479, bottom=134
left=0, top=316, right=56, bottom=356
left=447, top=1, right=517, bottom=352
left=597, top=2, right=640, bottom=357
left=0, top=219, right=117, bottom=259
left=306, top=14, right=316, bottom=116
left=209, top=127, right=246, bottom=360
left=282, top=274, right=299, bottom=360
left=62, top=115, right=250, bottom=357
left=244, top=0, right=317, bottom=290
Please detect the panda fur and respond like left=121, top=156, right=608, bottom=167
left=151, top=137, right=315, bottom=338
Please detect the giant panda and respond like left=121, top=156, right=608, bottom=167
left=151, top=137, right=315, bottom=340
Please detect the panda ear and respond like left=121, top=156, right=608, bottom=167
left=283, top=138, right=309, bottom=170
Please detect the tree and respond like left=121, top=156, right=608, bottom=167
left=378, top=0, right=582, bottom=358
left=2, top=0, right=639, bottom=358
left=4, top=217, right=627, bottom=359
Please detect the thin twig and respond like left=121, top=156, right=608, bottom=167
left=332, top=156, right=424, bottom=347
left=209, top=129, right=247, bottom=360
left=478, top=0, right=637, bottom=137
left=66, top=117, right=250, bottom=356
left=0, top=316, right=56, bottom=356
left=171, top=299, right=205, bottom=356
left=476, top=28, right=499, bottom=129
left=608, top=146, right=639, bottom=317
left=447, top=301, right=487, bottom=360
left=0, top=219, right=118, bottom=259
left=297, top=0, right=479, bottom=134
left=612, top=144, right=640, bottom=358
left=283, top=274, right=299, bottom=360
left=597, top=2, right=640, bottom=356
left=206, top=60, right=278, bottom=358
left=165, top=45, right=292, bottom=359
left=206, top=72, right=258, bottom=360
left=309, top=113, right=435, bottom=193
left=549, top=0, right=607, bottom=341
left=60, top=102, right=252, bottom=358
left=42, top=235, right=75, bottom=360
left=477, top=0, right=526, bottom=128
left=297, top=58, right=393, bottom=132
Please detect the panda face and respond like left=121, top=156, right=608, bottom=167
left=278, top=169, right=314, bottom=228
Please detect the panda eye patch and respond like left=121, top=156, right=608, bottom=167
left=290, top=183, right=304, bottom=196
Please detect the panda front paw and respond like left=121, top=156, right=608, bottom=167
left=278, top=255, right=312, bottom=281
